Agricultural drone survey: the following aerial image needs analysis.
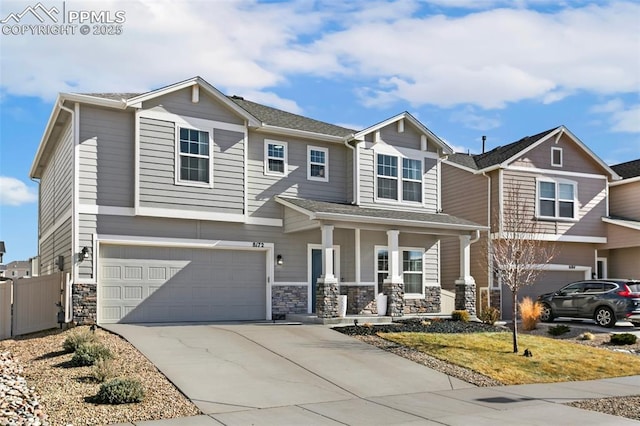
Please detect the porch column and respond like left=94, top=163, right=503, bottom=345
left=455, top=234, right=476, bottom=315
left=383, top=230, right=404, bottom=317
left=317, top=224, right=339, bottom=318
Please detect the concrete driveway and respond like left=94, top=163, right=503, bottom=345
left=104, top=323, right=640, bottom=425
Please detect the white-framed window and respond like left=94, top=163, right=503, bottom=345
left=551, top=147, right=563, bottom=167
left=376, top=154, right=422, bottom=203
left=375, top=247, right=425, bottom=297
left=537, top=178, right=577, bottom=219
left=176, top=126, right=212, bottom=186
left=308, top=146, right=328, bottom=181
left=265, top=140, right=288, bottom=176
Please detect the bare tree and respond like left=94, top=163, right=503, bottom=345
left=489, top=181, right=556, bottom=353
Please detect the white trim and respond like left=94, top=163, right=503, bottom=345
left=191, top=85, right=199, bottom=103
left=490, top=232, right=607, bottom=244
left=375, top=245, right=426, bottom=298
left=498, top=168, right=504, bottom=234
left=355, top=141, right=361, bottom=205
left=374, top=151, right=424, bottom=206
left=341, top=281, right=376, bottom=287
left=551, top=147, right=563, bottom=167
left=40, top=207, right=73, bottom=243
left=72, top=103, right=80, bottom=283
left=174, top=124, right=214, bottom=189
left=138, top=109, right=246, bottom=134
left=596, top=257, right=607, bottom=279
left=506, top=165, right=607, bottom=180
left=610, top=175, right=640, bottom=186
left=272, top=281, right=308, bottom=287
left=243, top=126, right=249, bottom=221
left=264, top=139, right=288, bottom=176
left=442, top=158, right=478, bottom=174
left=525, top=263, right=591, bottom=280
left=134, top=109, right=141, bottom=210
left=307, top=145, right=329, bottom=182
left=355, top=228, right=361, bottom=285
left=437, top=158, right=442, bottom=212
left=78, top=205, right=135, bottom=216
left=602, top=217, right=640, bottom=231
left=136, top=206, right=245, bottom=222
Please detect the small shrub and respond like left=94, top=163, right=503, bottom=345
left=451, top=310, right=470, bottom=322
left=578, top=332, right=595, bottom=341
left=92, top=358, right=116, bottom=383
left=479, top=307, right=500, bottom=326
left=421, top=320, right=431, bottom=326
left=71, top=343, right=113, bottom=367
left=519, top=297, right=542, bottom=331
left=94, top=378, right=145, bottom=404
left=610, top=333, right=637, bottom=345
left=362, top=322, right=373, bottom=328
left=548, top=324, right=571, bottom=336
left=63, top=328, right=97, bottom=353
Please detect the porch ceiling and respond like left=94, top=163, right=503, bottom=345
left=276, top=196, right=488, bottom=235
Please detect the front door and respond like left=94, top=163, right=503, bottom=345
left=311, top=249, right=323, bottom=313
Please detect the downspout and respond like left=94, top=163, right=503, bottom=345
left=343, top=137, right=359, bottom=205
left=58, top=101, right=76, bottom=323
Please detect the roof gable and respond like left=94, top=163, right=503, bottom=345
left=612, top=159, right=640, bottom=179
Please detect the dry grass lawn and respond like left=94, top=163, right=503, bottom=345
left=381, top=332, right=640, bottom=385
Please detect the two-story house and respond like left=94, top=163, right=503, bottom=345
left=30, top=76, right=485, bottom=325
left=442, top=126, right=620, bottom=318
left=601, top=159, right=640, bottom=279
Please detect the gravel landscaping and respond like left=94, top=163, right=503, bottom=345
left=0, top=326, right=200, bottom=426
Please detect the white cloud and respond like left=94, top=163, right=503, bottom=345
left=450, top=106, right=502, bottom=131
left=590, top=99, right=640, bottom=133
left=0, top=0, right=638, bottom=113
left=0, top=177, right=37, bottom=206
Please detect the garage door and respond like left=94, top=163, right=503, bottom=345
left=98, top=245, right=266, bottom=324
left=501, top=270, right=585, bottom=320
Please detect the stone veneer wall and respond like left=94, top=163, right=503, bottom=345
left=340, top=285, right=376, bottom=315
left=404, top=286, right=441, bottom=314
left=271, top=285, right=308, bottom=316
left=72, top=283, right=97, bottom=324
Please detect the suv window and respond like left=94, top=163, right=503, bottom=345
left=584, top=282, right=604, bottom=293
left=603, top=283, right=617, bottom=292
left=560, top=282, right=584, bottom=295
left=626, top=282, right=640, bottom=293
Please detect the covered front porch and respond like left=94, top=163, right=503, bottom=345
left=276, top=197, right=487, bottom=319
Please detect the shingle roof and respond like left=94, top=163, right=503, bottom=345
left=81, top=93, right=141, bottom=101
left=611, top=159, right=640, bottom=179
left=229, top=97, right=355, bottom=137
left=277, top=197, right=486, bottom=230
left=447, top=127, right=558, bottom=170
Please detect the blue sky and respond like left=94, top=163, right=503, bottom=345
left=0, top=0, right=639, bottom=263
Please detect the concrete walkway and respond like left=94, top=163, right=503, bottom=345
left=104, top=323, right=640, bottom=425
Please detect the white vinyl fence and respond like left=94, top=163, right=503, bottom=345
left=11, top=273, right=65, bottom=337
left=0, top=279, right=12, bottom=340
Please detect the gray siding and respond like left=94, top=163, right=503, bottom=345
left=609, top=247, right=640, bottom=279
left=423, top=158, right=438, bottom=212
left=359, top=147, right=375, bottom=205
left=502, top=170, right=607, bottom=238
left=142, top=88, right=244, bottom=125
left=247, top=134, right=349, bottom=218
left=610, top=181, right=640, bottom=220
left=79, top=105, right=134, bottom=207
left=442, top=163, right=489, bottom=225
left=138, top=117, right=244, bottom=214
left=39, top=217, right=72, bottom=275
left=40, top=119, right=73, bottom=232
left=78, top=213, right=97, bottom=279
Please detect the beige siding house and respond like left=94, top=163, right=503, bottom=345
left=443, top=126, right=621, bottom=318
left=601, top=159, right=640, bottom=279
left=30, top=77, right=485, bottom=325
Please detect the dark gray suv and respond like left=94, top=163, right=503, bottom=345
left=537, top=279, right=640, bottom=328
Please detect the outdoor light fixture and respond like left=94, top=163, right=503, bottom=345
left=80, top=246, right=90, bottom=261
left=276, top=254, right=284, bottom=265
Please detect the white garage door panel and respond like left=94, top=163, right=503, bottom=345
left=501, top=270, right=585, bottom=320
left=99, top=245, right=266, bottom=324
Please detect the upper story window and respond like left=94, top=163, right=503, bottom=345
left=308, top=146, right=328, bottom=182
left=178, top=127, right=211, bottom=186
left=377, top=154, right=422, bottom=203
left=265, top=140, right=288, bottom=176
left=551, top=147, right=563, bottom=167
left=538, top=178, right=576, bottom=220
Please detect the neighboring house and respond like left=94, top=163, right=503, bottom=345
left=442, top=126, right=620, bottom=318
left=29, top=76, right=485, bottom=325
left=601, top=159, right=640, bottom=279
left=0, top=260, right=32, bottom=279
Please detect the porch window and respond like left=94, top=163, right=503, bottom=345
left=308, top=146, right=328, bottom=181
left=538, top=179, right=576, bottom=219
left=376, top=248, right=424, bottom=296
left=265, top=140, right=288, bottom=176
left=551, top=147, right=563, bottom=167
left=178, top=127, right=210, bottom=185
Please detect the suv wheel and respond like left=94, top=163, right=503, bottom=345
left=594, top=306, right=615, bottom=328
left=540, top=303, right=554, bottom=323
